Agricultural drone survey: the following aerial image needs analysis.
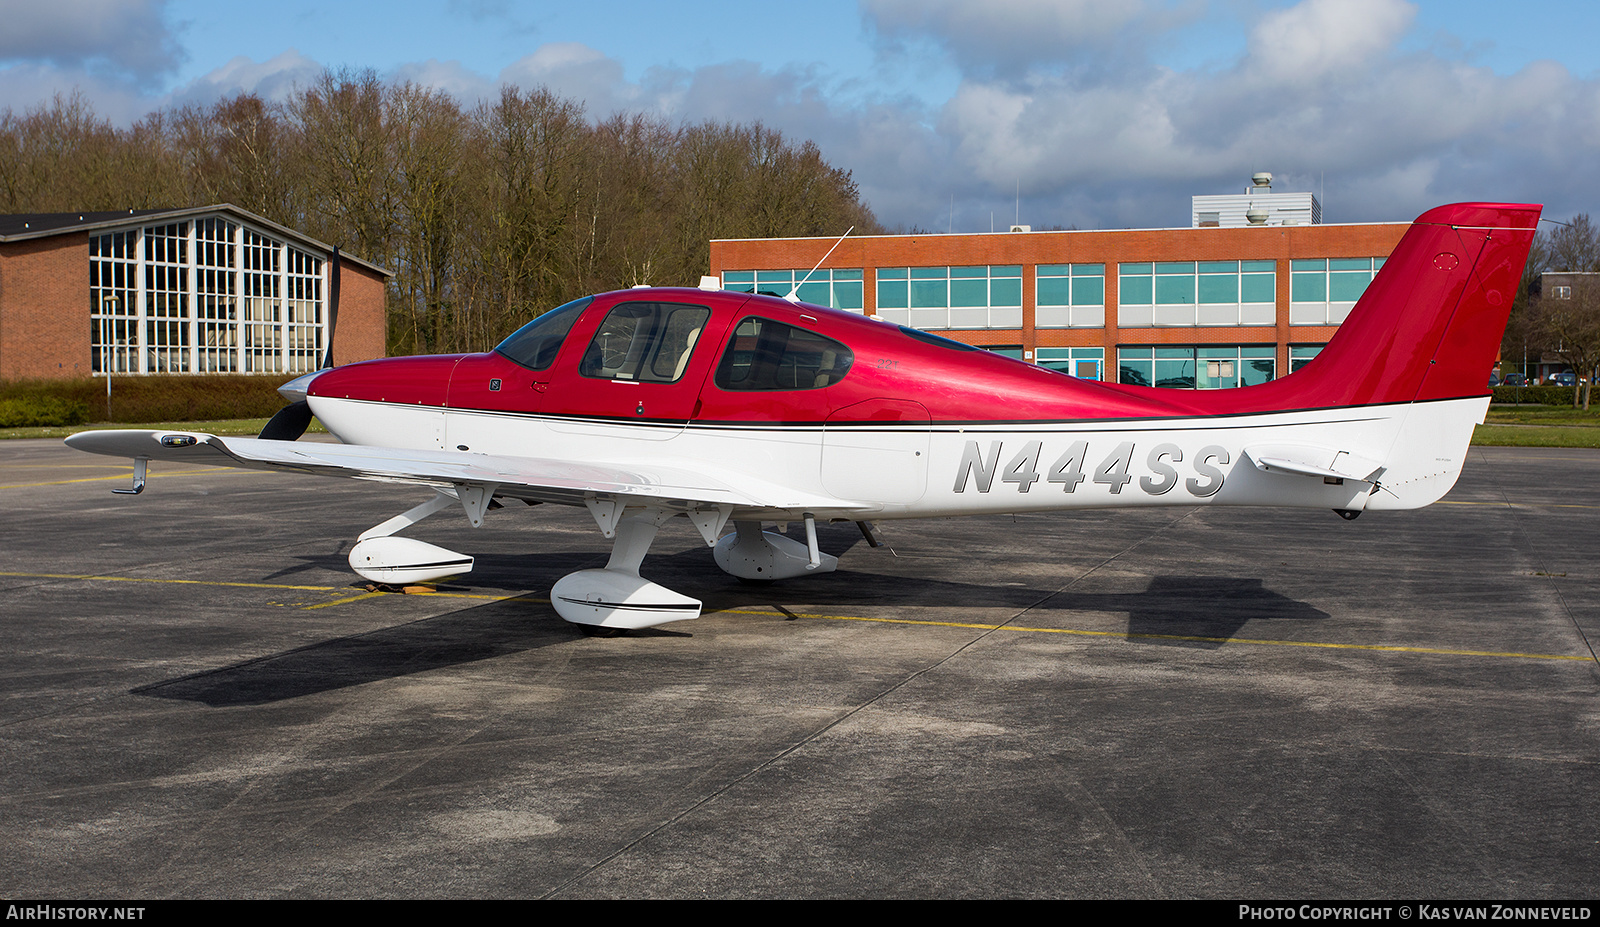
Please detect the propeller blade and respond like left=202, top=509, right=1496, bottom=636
left=262, top=247, right=340, bottom=441
left=259, top=399, right=314, bottom=441
left=261, top=247, right=340, bottom=441
left=321, top=246, right=340, bottom=370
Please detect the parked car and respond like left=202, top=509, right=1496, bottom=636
left=1548, top=371, right=1577, bottom=387
left=1501, top=373, right=1528, bottom=387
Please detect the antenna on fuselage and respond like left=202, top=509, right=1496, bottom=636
left=784, top=227, right=854, bottom=304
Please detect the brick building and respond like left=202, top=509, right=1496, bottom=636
left=0, top=205, right=388, bottom=381
left=710, top=217, right=1408, bottom=390
left=1526, top=271, right=1600, bottom=382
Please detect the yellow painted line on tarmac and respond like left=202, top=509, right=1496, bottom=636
left=0, top=467, right=236, bottom=489
left=719, top=609, right=1591, bottom=662
left=1437, top=499, right=1600, bottom=509
left=303, top=591, right=389, bottom=609
left=0, top=570, right=529, bottom=608
left=11, top=464, right=149, bottom=468
left=0, top=571, right=341, bottom=592
left=305, top=589, right=526, bottom=608
left=8, top=572, right=1583, bottom=661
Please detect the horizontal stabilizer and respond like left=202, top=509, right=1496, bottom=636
left=1245, top=445, right=1383, bottom=483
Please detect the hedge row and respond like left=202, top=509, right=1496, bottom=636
left=0, top=376, right=293, bottom=425
left=1490, top=384, right=1586, bottom=405
left=0, top=396, right=90, bottom=427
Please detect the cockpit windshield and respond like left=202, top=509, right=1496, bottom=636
left=494, top=296, right=593, bottom=370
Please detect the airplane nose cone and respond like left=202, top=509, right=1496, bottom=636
left=276, top=370, right=326, bottom=403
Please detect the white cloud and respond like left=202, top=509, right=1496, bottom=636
left=0, top=62, right=147, bottom=122
left=1247, top=0, right=1415, bottom=83
left=467, top=15, right=1600, bottom=231
left=863, top=0, right=1162, bottom=74
left=0, top=0, right=182, bottom=82
left=498, top=43, right=641, bottom=117
left=168, top=50, right=324, bottom=108
left=861, top=0, right=1600, bottom=230
left=391, top=59, right=495, bottom=104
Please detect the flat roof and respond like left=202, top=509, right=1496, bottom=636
left=710, top=219, right=1409, bottom=244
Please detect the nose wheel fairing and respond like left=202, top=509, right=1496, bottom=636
left=349, top=491, right=477, bottom=585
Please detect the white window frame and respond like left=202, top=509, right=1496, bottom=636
left=90, top=215, right=328, bottom=375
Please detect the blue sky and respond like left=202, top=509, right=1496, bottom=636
left=4, top=0, right=1599, bottom=232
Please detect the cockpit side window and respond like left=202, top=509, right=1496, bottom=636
left=494, top=296, right=592, bottom=370
left=714, top=316, right=854, bottom=391
left=579, top=301, right=711, bottom=383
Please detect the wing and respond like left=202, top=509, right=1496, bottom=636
left=64, top=429, right=865, bottom=520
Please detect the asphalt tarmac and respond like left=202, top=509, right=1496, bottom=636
left=2, top=439, right=1597, bottom=899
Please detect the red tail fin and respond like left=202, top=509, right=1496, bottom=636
left=1311, top=202, right=1539, bottom=406
left=1192, top=202, right=1540, bottom=414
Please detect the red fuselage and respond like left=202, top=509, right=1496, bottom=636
left=308, top=288, right=1203, bottom=429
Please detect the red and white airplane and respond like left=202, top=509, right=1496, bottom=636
left=68, top=202, right=1540, bottom=632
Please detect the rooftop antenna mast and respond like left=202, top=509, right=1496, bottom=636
left=785, top=226, right=855, bottom=303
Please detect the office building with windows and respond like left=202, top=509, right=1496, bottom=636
left=1525, top=271, right=1600, bottom=382
left=710, top=215, right=1406, bottom=390
left=0, top=205, right=388, bottom=380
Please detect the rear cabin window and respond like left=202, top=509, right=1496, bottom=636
left=714, top=317, right=854, bottom=391
left=579, top=301, right=711, bottom=383
left=898, top=325, right=978, bottom=351
left=495, top=296, right=592, bottom=370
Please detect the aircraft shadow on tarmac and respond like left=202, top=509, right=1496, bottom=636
left=132, top=592, right=578, bottom=707
left=664, top=523, right=1331, bottom=646
left=133, top=526, right=1327, bottom=707
left=696, top=568, right=1331, bottom=649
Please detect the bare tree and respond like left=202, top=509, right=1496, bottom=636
left=1549, top=213, right=1600, bottom=272
left=389, top=83, right=468, bottom=353
left=474, top=86, right=588, bottom=335
left=286, top=69, right=397, bottom=268
left=589, top=113, right=678, bottom=289
left=1501, top=227, right=1553, bottom=378
left=1530, top=283, right=1600, bottom=409
left=171, top=94, right=295, bottom=219
left=0, top=91, right=124, bottom=211
left=0, top=75, right=883, bottom=358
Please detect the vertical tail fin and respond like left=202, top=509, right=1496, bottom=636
left=1277, top=202, right=1540, bottom=409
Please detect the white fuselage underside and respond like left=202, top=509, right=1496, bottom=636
left=310, top=395, right=1490, bottom=520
